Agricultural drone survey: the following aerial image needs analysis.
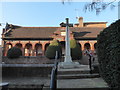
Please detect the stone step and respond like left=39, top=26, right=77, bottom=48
left=57, top=87, right=110, bottom=90
left=57, top=78, right=109, bottom=90
left=57, top=74, right=100, bottom=79
left=58, top=70, right=91, bottom=75
left=57, top=65, right=99, bottom=75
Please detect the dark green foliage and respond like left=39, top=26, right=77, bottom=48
left=97, top=19, right=120, bottom=88
left=70, top=39, right=82, bottom=60
left=45, top=40, right=62, bottom=59
left=7, top=47, right=22, bottom=59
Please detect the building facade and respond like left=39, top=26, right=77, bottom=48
left=2, top=17, right=107, bottom=56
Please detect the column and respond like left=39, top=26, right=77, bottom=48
left=79, top=41, right=86, bottom=51
left=32, top=44, right=35, bottom=56
left=42, top=43, right=45, bottom=56
left=22, top=44, right=26, bottom=56
left=89, top=42, right=95, bottom=51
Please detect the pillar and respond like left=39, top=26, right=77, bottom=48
left=32, top=43, right=36, bottom=56
left=22, top=44, right=26, bottom=56
left=42, top=43, right=45, bottom=56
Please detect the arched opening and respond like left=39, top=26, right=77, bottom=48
left=78, top=43, right=82, bottom=49
left=35, top=43, right=42, bottom=56
left=94, top=43, right=97, bottom=50
left=15, top=43, right=22, bottom=49
left=94, top=43, right=97, bottom=55
left=45, top=43, right=50, bottom=51
left=60, top=41, right=65, bottom=56
left=6, top=43, right=12, bottom=49
left=5, top=43, right=12, bottom=56
left=25, top=43, right=32, bottom=56
left=84, top=43, right=91, bottom=50
left=15, top=43, right=23, bottom=56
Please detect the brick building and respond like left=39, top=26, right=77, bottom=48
left=1, top=17, right=107, bottom=56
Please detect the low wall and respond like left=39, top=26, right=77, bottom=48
left=2, top=64, right=54, bottom=77
left=2, top=56, right=55, bottom=64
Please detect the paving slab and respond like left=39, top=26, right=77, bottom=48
left=57, top=78, right=109, bottom=89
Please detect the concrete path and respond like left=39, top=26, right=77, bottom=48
left=57, top=78, right=109, bottom=89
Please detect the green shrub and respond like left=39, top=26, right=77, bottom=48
left=45, top=40, right=62, bottom=59
left=97, top=19, right=120, bottom=88
left=7, top=47, right=22, bottom=59
left=70, top=39, right=82, bottom=60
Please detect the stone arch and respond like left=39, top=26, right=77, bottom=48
left=35, top=43, right=42, bottom=56
left=4, top=43, right=12, bottom=56
left=84, top=43, right=91, bottom=50
left=24, top=43, right=32, bottom=56
left=60, top=41, right=65, bottom=56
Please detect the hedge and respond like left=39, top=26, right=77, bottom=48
left=97, top=19, right=120, bottom=88
left=7, top=47, right=22, bottom=59
left=45, top=40, right=62, bottom=59
left=70, top=39, right=82, bottom=60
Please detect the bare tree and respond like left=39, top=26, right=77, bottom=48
left=62, top=0, right=119, bottom=15
left=84, top=0, right=118, bottom=15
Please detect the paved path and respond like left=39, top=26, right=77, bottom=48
left=57, top=78, right=109, bottom=89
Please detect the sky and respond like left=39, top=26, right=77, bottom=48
left=0, top=1, right=119, bottom=45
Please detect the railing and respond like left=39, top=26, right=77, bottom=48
left=50, top=51, right=58, bottom=90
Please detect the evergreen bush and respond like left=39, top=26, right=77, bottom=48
left=70, top=39, right=82, bottom=60
left=97, top=19, right=120, bottom=88
left=45, top=40, right=62, bottom=59
left=7, top=47, right=22, bottom=59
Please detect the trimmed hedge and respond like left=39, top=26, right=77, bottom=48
left=45, top=40, right=62, bottom=59
left=70, top=39, right=82, bottom=60
left=7, top=47, right=22, bottom=59
left=97, top=19, right=120, bottom=88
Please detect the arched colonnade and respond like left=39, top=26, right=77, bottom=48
left=4, top=41, right=97, bottom=56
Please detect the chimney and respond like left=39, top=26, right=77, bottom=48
left=78, top=17, right=83, bottom=27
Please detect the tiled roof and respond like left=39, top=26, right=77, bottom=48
left=3, top=26, right=104, bottom=40
left=74, top=22, right=107, bottom=25
left=70, top=27, right=104, bottom=39
left=4, top=27, right=59, bottom=39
